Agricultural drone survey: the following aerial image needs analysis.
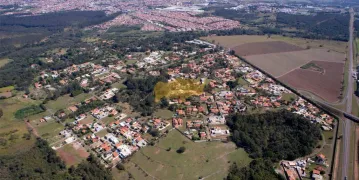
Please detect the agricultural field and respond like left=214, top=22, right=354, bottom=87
left=272, top=36, right=347, bottom=53
left=278, top=61, right=344, bottom=103
left=201, top=35, right=347, bottom=53
left=202, top=35, right=346, bottom=104
left=244, top=49, right=344, bottom=77
left=119, top=130, right=251, bottom=180
left=232, top=41, right=304, bottom=56
left=201, top=35, right=274, bottom=48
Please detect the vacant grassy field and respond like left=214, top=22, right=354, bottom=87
left=233, top=41, right=304, bottom=56
left=281, top=93, right=297, bottom=102
left=0, top=97, right=41, bottom=155
left=36, top=121, right=64, bottom=143
left=272, top=35, right=347, bottom=53
left=122, top=130, right=251, bottom=180
left=0, top=58, right=11, bottom=68
left=47, top=48, right=68, bottom=55
left=154, top=109, right=173, bottom=119
left=45, top=93, right=92, bottom=111
left=111, top=82, right=126, bottom=89
left=81, top=37, right=100, bottom=43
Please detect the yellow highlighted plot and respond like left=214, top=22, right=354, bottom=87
left=154, top=78, right=204, bottom=102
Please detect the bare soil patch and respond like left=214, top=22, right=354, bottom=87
left=278, top=61, right=344, bottom=103
left=56, top=143, right=89, bottom=166
left=0, top=92, right=12, bottom=98
left=244, top=48, right=345, bottom=77
left=233, top=41, right=304, bottom=56
left=57, top=148, right=77, bottom=166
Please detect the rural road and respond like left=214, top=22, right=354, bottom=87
left=342, top=8, right=355, bottom=180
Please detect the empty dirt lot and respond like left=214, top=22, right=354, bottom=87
left=233, top=41, right=304, bottom=56
left=278, top=61, right=344, bottom=103
left=243, top=48, right=345, bottom=77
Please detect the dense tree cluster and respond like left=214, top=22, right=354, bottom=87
left=0, top=138, right=112, bottom=179
left=227, top=159, right=285, bottom=180
left=116, top=75, right=168, bottom=116
left=14, top=105, right=46, bottom=119
left=226, top=110, right=321, bottom=179
left=277, top=12, right=350, bottom=41
left=227, top=110, right=321, bottom=161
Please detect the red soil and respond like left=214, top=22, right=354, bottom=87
left=278, top=61, right=344, bottom=103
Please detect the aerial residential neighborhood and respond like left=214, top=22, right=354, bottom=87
left=0, top=0, right=358, bottom=180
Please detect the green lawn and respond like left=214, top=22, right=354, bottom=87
left=125, top=59, right=137, bottom=65
left=0, top=97, right=42, bottom=155
left=111, top=82, right=126, bottom=89
left=45, top=94, right=92, bottom=111
left=154, top=109, right=174, bottom=119
left=126, top=130, right=251, bottom=180
left=36, top=121, right=64, bottom=143
left=281, top=93, right=297, bottom=102
left=0, top=86, right=14, bottom=93
left=237, top=77, right=249, bottom=86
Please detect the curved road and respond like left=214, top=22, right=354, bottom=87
left=342, top=8, right=355, bottom=180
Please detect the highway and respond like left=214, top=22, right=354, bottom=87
left=342, top=8, right=355, bottom=180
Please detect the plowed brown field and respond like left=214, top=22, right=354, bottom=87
left=233, top=41, right=304, bottom=56
left=243, top=49, right=345, bottom=77
left=278, top=61, right=344, bottom=103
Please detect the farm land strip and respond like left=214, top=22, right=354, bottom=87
left=232, top=41, right=304, bottom=56
left=278, top=61, right=344, bottom=103
left=201, top=35, right=347, bottom=53
left=243, top=48, right=345, bottom=77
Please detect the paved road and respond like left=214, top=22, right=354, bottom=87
left=342, top=8, right=355, bottom=180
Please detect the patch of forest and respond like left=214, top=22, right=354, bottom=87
left=0, top=10, right=119, bottom=54
left=226, top=110, right=322, bottom=179
left=0, top=138, right=112, bottom=179
left=116, top=74, right=169, bottom=116
left=276, top=12, right=350, bottom=41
